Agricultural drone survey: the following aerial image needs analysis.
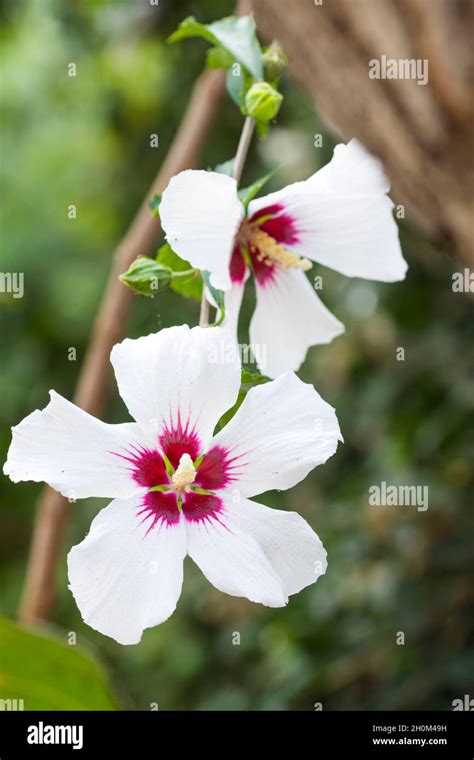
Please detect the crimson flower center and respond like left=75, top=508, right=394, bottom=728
left=114, top=430, right=241, bottom=530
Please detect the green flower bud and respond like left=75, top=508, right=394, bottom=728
left=261, top=42, right=287, bottom=82
left=244, top=81, right=283, bottom=123
left=120, top=256, right=172, bottom=298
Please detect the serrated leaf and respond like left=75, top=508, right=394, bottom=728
left=238, top=167, right=278, bottom=209
left=168, top=15, right=263, bottom=80
left=0, top=617, right=119, bottom=710
left=148, top=194, right=161, bottom=217
left=120, top=256, right=172, bottom=297
left=156, top=243, right=202, bottom=301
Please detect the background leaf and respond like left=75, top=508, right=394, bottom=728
left=148, top=194, right=161, bottom=217
left=156, top=243, right=202, bottom=301
left=206, top=46, right=234, bottom=70
left=0, top=617, right=120, bottom=710
left=226, top=65, right=251, bottom=108
left=169, top=15, right=263, bottom=80
left=214, top=158, right=235, bottom=176
left=238, top=168, right=277, bottom=209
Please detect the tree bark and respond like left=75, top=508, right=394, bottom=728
left=252, top=0, right=474, bottom=264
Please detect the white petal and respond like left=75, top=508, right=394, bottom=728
left=111, top=325, right=241, bottom=452
left=211, top=372, right=342, bottom=499
left=3, top=391, right=145, bottom=499
left=223, top=278, right=246, bottom=337
left=159, top=170, right=244, bottom=291
left=68, top=497, right=187, bottom=644
left=226, top=497, right=327, bottom=596
left=186, top=508, right=287, bottom=608
left=313, top=138, right=390, bottom=194
left=248, top=139, right=407, bottom=282
left=250, top=269, right=344, bottom=378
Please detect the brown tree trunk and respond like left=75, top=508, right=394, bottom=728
left=252, top=0, right=474, bottom=265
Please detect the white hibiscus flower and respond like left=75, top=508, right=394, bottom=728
left=4, top=325, right=342, bottom=645
left=159, top=139, right=408, bottom=378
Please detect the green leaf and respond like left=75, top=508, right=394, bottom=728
left=0, top=617, right=119, bottom=710
left=206, top=46, right=234, bottom=70
left=148, top=194, right=161, bottom=217
left=241, top=368, right=270, bottom=387
left=215, top=390, right=246, bottom=431
left=226, top=65, right=251, bottom=108
left=216, top=370, right=270, bottom=430
left=168, top=16, right=216, bottom=46
left=168, top=15, right=263, bottom=80
left=214, top=158, right=235, bottom=176
left=120, top=256, right=172, bottom=297
left=202, top=270, right=225, bottom=326
left=156, top=243, right=202, bottom=301
left=238, top=168, right=278, bottom=209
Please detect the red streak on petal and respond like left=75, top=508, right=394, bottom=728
left=249, top=203, right=300, bottom=246
left=159, top=413, right=201, bottom=469
left=112, top=444, right=169, bottom=488
left=138, top=490, right=181, bottom=532
left=195, top=445, right=243, bottom=490
left=182, top=491, right=229, bottom=528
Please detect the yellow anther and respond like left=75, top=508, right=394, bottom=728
left=248, top=228, right=312, bottom=271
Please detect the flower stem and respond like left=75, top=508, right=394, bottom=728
left=199, top=115, right=256, bottom=326
left=232, top=116, right=256, bottom=184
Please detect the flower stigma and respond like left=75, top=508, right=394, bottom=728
left=171, top=453, right=197, bottom=494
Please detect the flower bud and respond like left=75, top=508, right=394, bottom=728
left=261, top=42, right=287, bottom=82
left=244, top=81, right=283, bottom=123
left=120, top=256, right=172, bottom=298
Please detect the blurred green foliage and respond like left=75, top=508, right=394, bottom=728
left=0, top=616, right=119, bottom=709
left=0, top=0, right=473, bottom=711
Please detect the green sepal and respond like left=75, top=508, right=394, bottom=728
left=163, top=453, right=174, bottom=477
left=191, top=487, right=216, bottom=496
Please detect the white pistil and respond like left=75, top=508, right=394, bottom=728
left=171, top=453, right=196, bottom=494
